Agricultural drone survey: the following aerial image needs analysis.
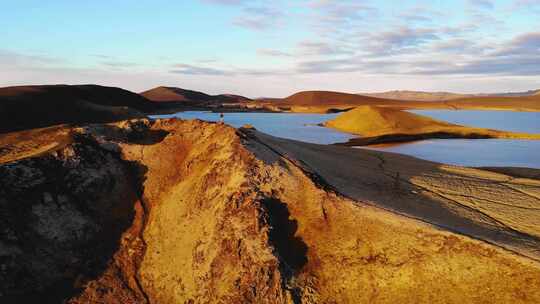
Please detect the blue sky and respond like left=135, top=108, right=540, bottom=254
left=1, top=0, right=539, bottom=97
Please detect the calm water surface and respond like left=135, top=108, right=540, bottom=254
left=152, top=110, right=540, bottom=169
left=151, top=111, right=356, bottom=144
left=410, top=110, right=540, bottom=133
left=362, top=139, right=540, bottom=168
left=367, top=110, right=540, bottom=168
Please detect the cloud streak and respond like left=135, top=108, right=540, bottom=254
left=200, top=0, right=247, bottom=6
left=170, top=63, right=232, bottom=76
left=257, top=49, right=293, bottom=57
left=361, top=27, right=440, bottom=56
left=293, top=31, right=540, bottom=77
left=3, top=1, right=539, bottom=96
left=0, top=50, right=62, bottom=67
left=232, top=6, right=284, bottom=30
left=468, top=0, right=495, bottom=9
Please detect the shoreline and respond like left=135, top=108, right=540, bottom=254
left=335, top=131, right=540, bottom=146
left=323, top=106, right=540, bottom=147
left=148, top=103, right=540, bottom=115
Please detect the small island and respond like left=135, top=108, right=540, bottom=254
left=323, top=105, right=540, bottom=146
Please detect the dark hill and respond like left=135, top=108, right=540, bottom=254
left=0, top=84, right=155, bottom=133
left=277, top=90, right=540, bottom=112
left=282, top=90, right=403, bottom=106
left=141, top=86, right=252, bottom=105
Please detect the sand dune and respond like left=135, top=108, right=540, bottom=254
left=324, top=106, right=540, bottom=145
left=0, top=84, right=155, bottom=133
left=1, top=119, right=539, bottom=303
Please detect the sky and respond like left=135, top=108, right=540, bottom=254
left=0, top=0, right=539, bottom=97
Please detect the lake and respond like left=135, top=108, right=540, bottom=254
left=151, top=111, right=356, bottom=145
left=152, top=110, right=540, bottom=169
left=410, top=110, right=540, bottom=133
left=362, top=139, right=540, bottom=168
left=366, top=110, right=540, bottom=168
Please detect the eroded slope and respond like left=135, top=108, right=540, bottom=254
left=1, top=119, right=539, bottom=303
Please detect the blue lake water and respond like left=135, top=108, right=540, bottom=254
left=367, top=110, right=540, bottom=168
left=362, top=139, right=540, bottom=169
left=410, top=110, right=540, bottom=133
left=152, top=110, right=540, bottom=169
left=151, top=111, right=356, bottom=145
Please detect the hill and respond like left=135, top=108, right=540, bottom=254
left=1, top=119, right=539, bottom=302
left=273, top=90, right=540, bottom=113
left=362, top=89, right=540, bottom=101
left=481, top=89, right=540, bottom=97
left=446, top=95, right=540, bottom=111
left=324, top=105, right=456, bottom=136
left=0, top=84, right=155, bottom=133
left=282, top=90, right=401, bottom=107
left=324, top=106, right=540, bottom=145
left=140, top=86, right=252, bottom=106
left=271, top=90, right=406, bottom=113
left=361, top=90, right=470, bottom=101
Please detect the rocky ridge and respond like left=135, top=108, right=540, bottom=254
left=1, top=119, right=539, bottom=303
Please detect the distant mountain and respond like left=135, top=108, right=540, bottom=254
left=480, top=89, right=540, bottom=97
left=0, top=84, right=155, bottom=133
left=361, top=89, right=540, bottom=101
left=141, top=86, right=252, bottom=105
left=272, top=89, right=540, bottom=112
left=361, top=90, right=469, bottom=101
